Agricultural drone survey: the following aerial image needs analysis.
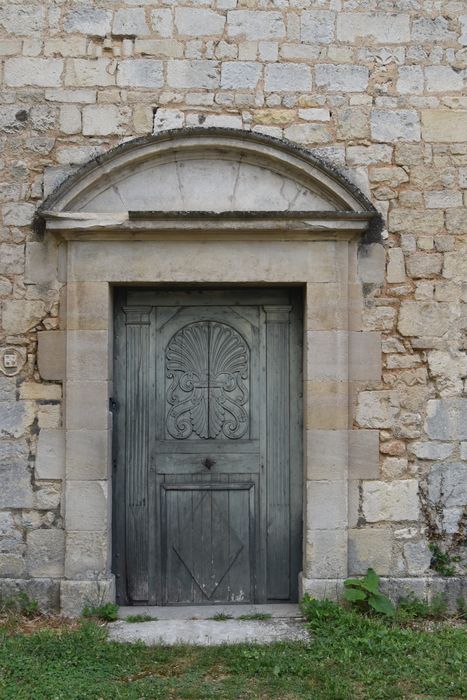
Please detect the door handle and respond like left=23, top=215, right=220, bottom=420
left=202, top=457, right=216, bottom=470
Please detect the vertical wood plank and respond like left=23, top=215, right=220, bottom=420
left=264, top=305, right=292, bottom=600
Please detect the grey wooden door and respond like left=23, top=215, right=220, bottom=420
left=113, top=288, right=302, bottom=605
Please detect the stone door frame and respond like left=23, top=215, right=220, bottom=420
left=37, top=129, right=381, bottom=615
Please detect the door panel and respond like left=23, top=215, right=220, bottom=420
left=162, top=481, right=255, bottom=604
left=113, top=288, right=302, bottom=606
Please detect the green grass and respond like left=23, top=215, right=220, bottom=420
left=237, top=613, right=272, bottom=621
left=0, top=602, right=465, bottom=700
left=125, top=614, right=158, bottom=624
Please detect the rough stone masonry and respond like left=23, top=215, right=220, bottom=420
left=0, top=0, right=466, bottom=613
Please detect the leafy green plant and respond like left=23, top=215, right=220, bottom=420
left=125, top=614, right=157, bottom=623
left=456, top=596, right=467, bottom=620
left=429, top=544, right=455, bottom=576
left=344, top=568, right=395, bottom=617
left=211, top=612, right=233, bottom=621
left=396, top=592, right=448, bottom=621
left=82, top=602, right=119, bottom=622
left=237, top=613, right=272, bottom=621
left=0, top=592, right=39, bottom=618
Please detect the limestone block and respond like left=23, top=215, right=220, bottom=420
left=65, top=480, right=108, bottom=531
left=408, top=441, right=454, bottom=461
left=336, top=107, right=370, bottom=140
left=0, top=39, right=21, bottom=55
left=0, top=243, right=24, bottom=275
left=64, top=6, right=111, bottom=36
left=175, top=8, right=225, bottom=36
left=60, top=578, right=114, bottom=617
left=283, top=124, right=330, bottom=144
left=59, top=105, right=81, bottom=135
left=348, top=529, right=393, bottom=576
left=363, top=480, right=419, bottom=522
left=358, top=242, right=385, bottom=283
left=421, top=111, right=467, bottom=143
left=306, top=331, right=348, bottom=382
left=305, top=282, right=348, bottom=331
left=26, top=529, right=64, bottom=578
left=406, top=253, right=443, bottom=279
left=301, top=11, right=335, bottom=44
left=337, top=12, right=410, bottom=43
left=306, top=529, right=347, bottom=578
left=65, top=59, right=114, bottom=87
left=25, top=240, right=58, bottom=285
left=315, top=64, right=368, bottom=93
left=37, top=331, right=65, bottom=381
left=0, top=440, right=33, bottom=508
left=443, top=251, right=467, bottom=282
left=398, top=302, right=451, bottom=337
left=167, top=60, right=219, bottom=89
left=427, top=350, right=467, bottom=397
left=82, top=105, right=129, bottom=136
left=0, top=377, right=16, bottom=402
left=0, top=555, right=25, bottom=577
left=117, top=60, right=163, bottom=88
left=349, top=332, right=381, bottom=381
left=151, top=9, right=173, bottom=38
left=66, top=381, right=109, bottom=431
left=299, top=108, right=330, bottom=122
left=3, top=202, right=35, bottom=227
left=221, top=62, right=262, bottom=89
left=20, top=383, right=61, bottom=401
left=425, top=66, right=464, bottom=94
left=356, top=391, right=400, bottom=429
left=381, top=457, right=407, bottom=479
left=0, top=579, right=60, bottom=613
left=2, top=299, right=46, bottom=335
left=346, top=144, right=392, bottom=166
left=227, top=11, right=285, bottom=40
left=397, top=65, right=423, bottom=95
left=66, top=282, right=110, bottom=331
left=412, top=16, right=457, bottom=43
left=67, top=330, right=109, bottom=381
left=427, top=461, right=467, bottom=508
left=65, top=531, right=108, bottom=580
left=36, top=429, right=65, bottom=480
left=445, top=209, right=467, bottom=234
left=37, top=404, right=62, bottom=431
left=427, top=189, right=463, bottom=209
left=265, top=63, right=311, bottom=92
left=403, top=541, right=431, bottom=576
left=44, top=166, right=77, bottom=197
left=5, top=58, right=63, bottom=87
left=112, top=8, right=149, bottom=36
left=66, top=429, right=110, bottom=481
left=387, top=248, right=406, bottom=283
left=44, top=38, right=87, bottom=58
left=299, top=576, right=344, bottom=602
left=349, top=430, right=380, bottom=480
left=135, top=39, right=182, bottom=58
left=0, top=4, right=45, bottom=35
left=306, top=430, right=347, bottom=481
left=305, top=381, right=349, bottom=430
left=307, top=479, right=347, bottom=530
left=371, top=109, right=420, bottom=142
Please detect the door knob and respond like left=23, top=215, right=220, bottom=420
left=202, top=457, right=216, bottom=470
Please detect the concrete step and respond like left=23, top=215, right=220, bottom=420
left=117, top=603, right=303, bottom=621
left=107, top=618, right=309, bottom=646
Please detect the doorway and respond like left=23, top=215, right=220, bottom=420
left=113, top=288, right=303, bottom=605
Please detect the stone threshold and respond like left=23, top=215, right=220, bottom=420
left=118, top=603, right=303, bottom=620
left=108, top=604, right=308, bottom=646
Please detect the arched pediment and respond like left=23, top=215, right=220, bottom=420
left=40, top=128, right=376, bottom=216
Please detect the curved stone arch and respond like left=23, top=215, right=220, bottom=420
left=39, top=127, right=378, bottom=219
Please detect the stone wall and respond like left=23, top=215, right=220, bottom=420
left=0, top=0, right=466, bottom=611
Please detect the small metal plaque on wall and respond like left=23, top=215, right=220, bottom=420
left=0, top=346, right=26, bottom=377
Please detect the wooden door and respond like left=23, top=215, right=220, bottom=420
left=113, top=288, right=302, bottom=605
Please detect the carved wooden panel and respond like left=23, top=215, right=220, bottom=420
left=166, top=321, right=250, bottom=440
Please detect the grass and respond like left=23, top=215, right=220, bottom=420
left=125, top=614, right=158, bottom=624
left=0, top=599, right=465, bottom=700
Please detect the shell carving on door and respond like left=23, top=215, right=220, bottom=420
left=165, top=321, right=250, bottom=440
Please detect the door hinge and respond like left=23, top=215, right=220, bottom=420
left=109, top=397, right=118, bottom=412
